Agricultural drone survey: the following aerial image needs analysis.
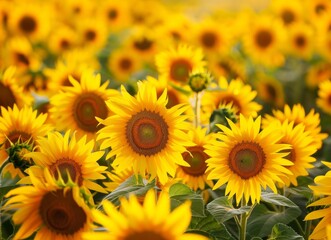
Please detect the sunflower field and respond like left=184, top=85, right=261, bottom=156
left=1, top=0, right=331, bottom=239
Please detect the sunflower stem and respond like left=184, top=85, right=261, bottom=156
left=0, top=157, right=10, bottom=176
left=193, top=92, right=200, bottom=128
left=239, top=197, right=248, bottom=240
left=304, top=219, right=312, bottom=240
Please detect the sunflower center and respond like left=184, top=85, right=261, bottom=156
left=119, top=58, right=133, bottom=71
left=124, top=231, right=168, bottom=240
left=295, top=35, right=306, bottom=48
left=40, top=189, right=86, bottom=235
left=50, top=158, right=83, bottom=185
left=328, top=95, right=331, bottom=106
left=5, top=130, right=32, bottom=149
left=15, top=52, right=30, bottom=66
left=126, top=110, right=168, bottom=156
left=166, top=89, right=180, bottom=109
left=108, top=9, right=118, bottom=19
left=0, top=82, right=16, bottom=109
left=284, top=149, right=296, bottom=163
left=265, top=83, right=276, bottom=101
left=201, top=32, right=217, bottom=48
left=181, top=146, right=208, bottom=176
left=281, top=9, right=295, bottom=25
left=85, top=30, right=96, bottom=41
left=133, top=38, right=153, bottom=51
left=170, top=58, right=192, bottom=83
left=60, top=39, right=70, bottom=50
left=229, top=142, right=266, bottom=179
left=315, top=4, right=326, bottom=14
left=255, top=29, right=273, bottom=49
left=19, top=15, right=37, bottom=34
left=73, top=92, right=108, bottom=132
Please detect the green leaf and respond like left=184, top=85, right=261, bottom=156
left=261, top=192, right=299, bottom=207
left=268, top=223, right=304, bottom=240
left=0, top=186, right=17, bottom=201
left=206, top=197, right=251, bottom=223
left=169, top=183, right=193, bottom=196
left=188, top=213, right=235, bottom=240
left=170, top=192, right=205, bottom=217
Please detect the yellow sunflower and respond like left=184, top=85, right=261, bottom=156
left=306, top=62, right=331, bottom=89
left=83, top=189, right=207, bottom=240
left=47, top=24, right=78, bottom=55
left=0, top=67, right=33, bottom=109
left=304, top=0, right=331, bottom=20
left=269, top=0, right=304, bottom=26
left=97, top=80, right=193, bottom=185
left=317, top=80, right=331, bottom=115
left=24, top=130, right=107, bottom=193
left=315, top=29, right=331, bottom=62
left=270, top=120, right=317, bottom=187
left=242, top=14, right=286, bottom=67
left=49, top=70, right=118, bottom=141
left=205, top=114, right=293, bottom=204
left=0, top=104, right=52, bottom=178
left=176, top=127, right=214, bottom=191
left=4, top=172, right=93, bottom=240
left=155, top=44, right=206, bottom=85
left=262, top=104, right=328, bottom=150
left=201, top=77, right=262, bottom=124
left=305, top=162, right=331, bottom=239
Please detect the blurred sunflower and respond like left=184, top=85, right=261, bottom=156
left=49, top=70, right=118, bottom=141
left=305, top=161, right=331, bottom=239
left=98, top=1, right=130, bottom=32
left=254, top=73, right=285, bottom=108
left=0, top=67, right=33, bottom=109
left=155, top=44, right=206, bottom=85
left=108, top=48, right=142, bottom=83
left=269, top=0, right=303, bottom=26
left=97, top=81, right=193, bottom=184
left=25, top=130, right=107, bottom=193
left=201, top=77, right=262, bottom=124
left=304, top=0, right=331, bottom=20
left=242, top=14, right=286, bottom=67
left=0, top=105, right=52, bottom=178
left=306, top=62, right=331, bottom=89
left=317, top=79, right=331, bottom=115
left=7, top=2, right=51, bottom=42
left=47, top=24, right=78, bottom=55
left=83, top=189, right=207, bottom=240
left=316, top=31, right=331, bottom=62
left=262, top=104, right=328, bottom=150
left=4, top=173, right=93, bottom=240
left=205, top=114, right=292, bottom=204
left=176, top=127, right=214, bottom=191
left=271, top=120, right=317, bottom=187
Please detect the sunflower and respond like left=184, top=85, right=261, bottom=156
left=49, top=70, right=118, bottom=141
left=7, top=2, right=51, bottom=42
left=98, top=1, right=130, bottom=32
left=24, top=130, right=107, bottom=193
left=305, top=161, right=331, bottom=239
left=317, top=80, right=331, bottom=115
left=205, top=114, right=293, bottom=204
left=0, top=105, right=52, bottom=178
left=201, top=77, right=262, bottom=124
left=269, top=0, right=303, bottom=26
left=176, top=127, right=214, bottom=191
left=0, top=67, right=33, bottom=109
left=47, top=24, right=78, bottom=55
left=108, top=48, right=142, bottom=83
left=242, top=14, right=286, bottom=67
left=304, top=0, right=331, bottom=20
left=4, top=172, right=93, bottom=240
left=83, top=189, right=207, bottom=240
left=315, top=30, right=331, bottom=62
left=306, top=62, right=331, bottom=89
left=155, top=44, right=206, bottom=85
left=270, top=120, right=317, bottom=187
left=97, top=80, right=193, bottom=185
left=262, top=104, right=328, bottom=150
left=254, top=73, right=285, bottom=108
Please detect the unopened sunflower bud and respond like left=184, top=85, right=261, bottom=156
left=188, top=72, right=211, bottom=92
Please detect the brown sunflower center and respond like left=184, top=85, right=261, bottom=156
left=166, top=89, right=180, bottom=109
left=201, top=31, right=217, bottom=48
left=124, top=231, right=168, bottom=240
left=295, top=35, right=306, bottom=48
left=119, top=58, right=133, bottom=71
left=40, top=189, right=86, bottom=235
left=73, top=92, right=108, bottom=132
left=181, top=146, right=208, bottom=176
left=85, top=30, right=96, bottom=41
left=108, top=9, right=118, bottom=19
left=5, top=130, right=32, bottom=149
left=126, top=110, right=168, bottom=156
left=328, top=94, right=331, bottom=106
left=315, top=4, right=326, bottom=14
left=255, top=29, right=273, bottom=49
left=265, top=83, right=276, bottom=101
left=133, top=38, right=153, bottom=51
left=170, top=58, right=192, bottom=83
left=229, top=142, right=266, bottom=179
left=19, top=15, right=37, bottom=34
left=15, top=52, right=30, bottom=66
left=50, top=158, right=83, bottom=185
left=60, top=39, right=70, bottom=50
left=0, top=82, right=16, bottom=109
left=281, top=9, right=295, bottom=25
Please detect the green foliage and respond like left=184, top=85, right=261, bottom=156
left=268, top=223, right=304, bottom=240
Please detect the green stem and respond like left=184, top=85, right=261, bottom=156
left=304, top=219, right=312, bottom=240
left=0, top=158, right=10, bottom=176
left=194, top=92, right=200, bottom=128
left=240, top=197, right=248, bottom=240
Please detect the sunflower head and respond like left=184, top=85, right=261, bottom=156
left=317, top=79, right=331, bottom=115
left=188, top=71, right=212, bottom=93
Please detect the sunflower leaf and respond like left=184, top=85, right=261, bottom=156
left=206, top=196, right=251, bottom=223
left=268, top=223, right=304, bottom=240
left=169, top=182, right=193, bottom=196
left=261, top=192, right=299, bottom=207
